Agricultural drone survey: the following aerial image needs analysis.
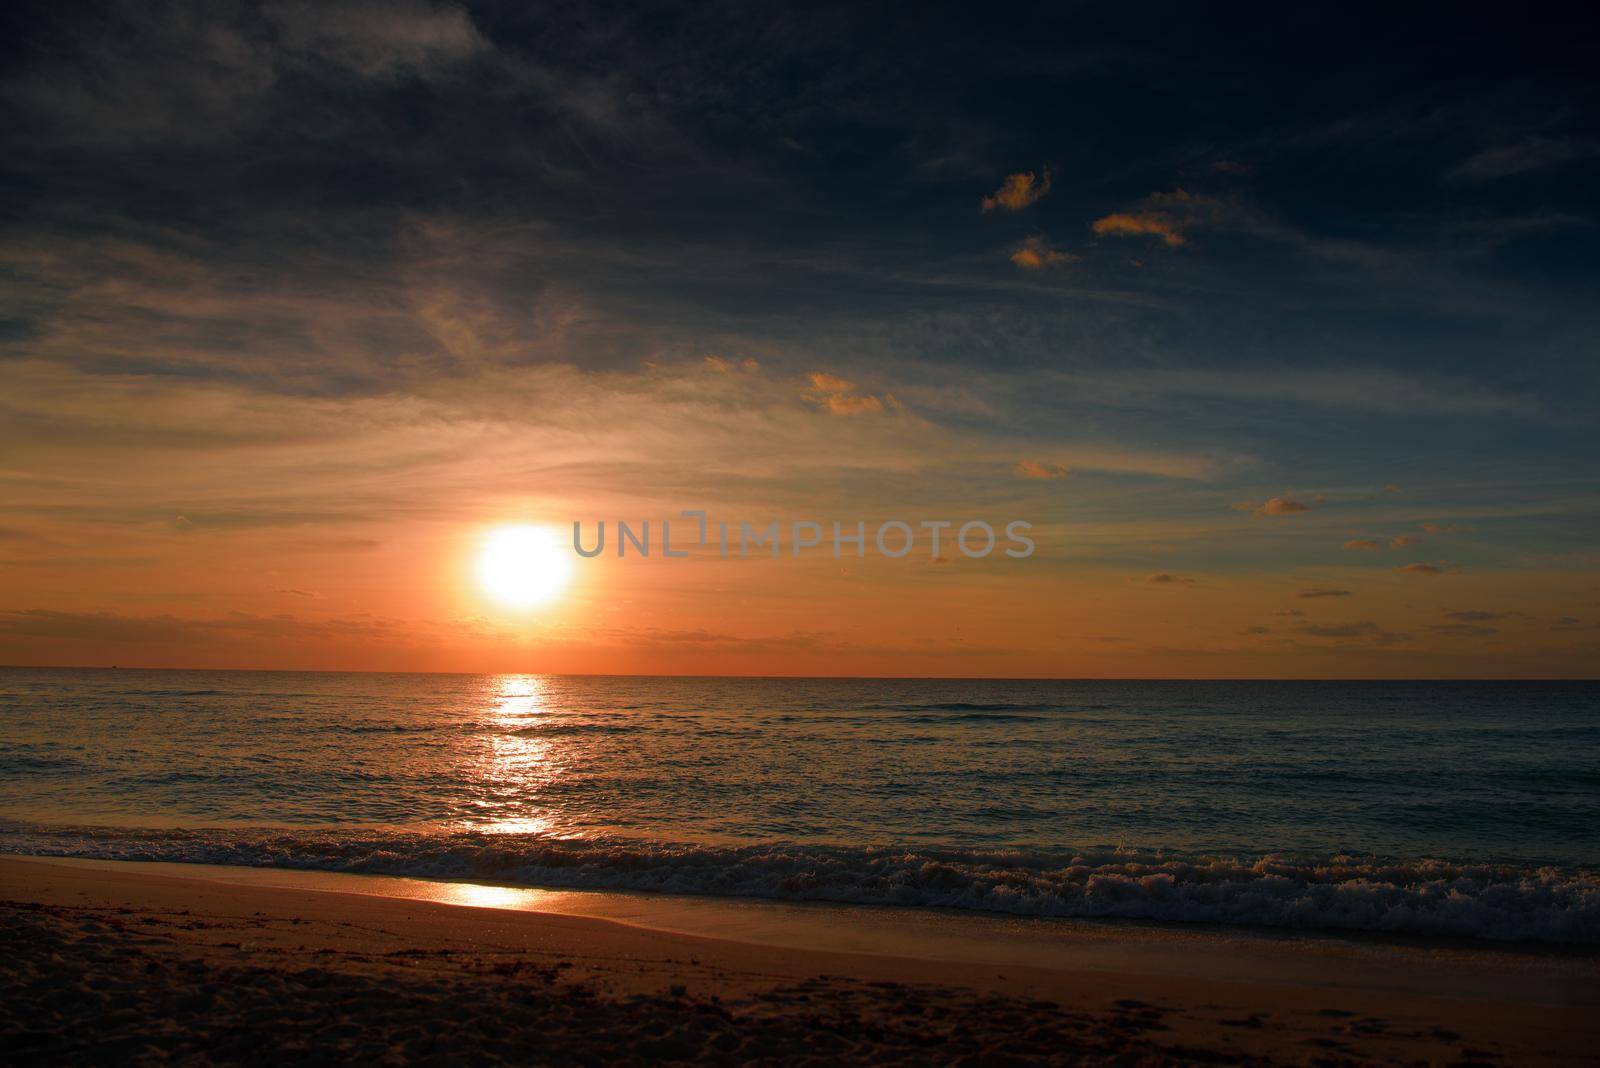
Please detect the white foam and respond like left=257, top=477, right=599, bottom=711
left=4, top=822, right=1597, bottom=944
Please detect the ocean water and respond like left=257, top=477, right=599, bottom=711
left=2, top=668, right=1598, bottom=943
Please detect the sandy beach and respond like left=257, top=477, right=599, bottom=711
left=4, top=856, right=1598, bottom=1065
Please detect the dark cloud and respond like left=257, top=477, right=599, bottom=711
left=0, top=608, right=405, bottom=644
left=1427, top=623, right=1497, bottom=638
left=1296, top=621, right=1410, bottom=645
left=1394, top=562, right=1450, bottom=575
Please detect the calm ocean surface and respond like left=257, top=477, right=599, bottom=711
left=3, top=668, right=1598, bottom=942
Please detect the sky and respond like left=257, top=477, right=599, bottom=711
left=1, top=1, right=1598, bottom=677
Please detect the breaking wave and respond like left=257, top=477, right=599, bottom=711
left=4, top=822, right=1597, bottom=945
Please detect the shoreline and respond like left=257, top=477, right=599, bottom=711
left=6, top=821, right=1596, bottom=946
left=5, top=856, right=1599, bottom=1063
left=13, top=853, right=1600, bottom=994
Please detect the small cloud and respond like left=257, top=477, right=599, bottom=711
left=805, top=372, right=890, bottom=416
left=1091, top=211, right=1186, bottom=247
left=1298, top=588, right=1352, bottom=599
left=1388, top=535, right=1423, bottom=549
left=703, top=355, right=731, bottom=372
left=1394, top=562, right=1451, bottom=575
left=170, top=515, right=194, bottom=532
left=1251, top=496, right=1311, bottom=517
left=1144, top=573, right=1196, bottom=586
left=1343, top=538, right=1383, bottom=551
left=1552, top=617, right=1600, bottom=632
left=982, top=169, right=1053, bottom=212
left=1382, top=484, right=1403, bottom=494
left=1010, top=236, right=1078, bottom=269
left=741, top=357, right=760, bottom=371
left=1015, top=459, right=1071, bottom=480
left=1241, top=625, right=1270, bottom=635
left=1420, top=522, right=1472, bottom=535
left=1276, top=608, right=1306, bottom=617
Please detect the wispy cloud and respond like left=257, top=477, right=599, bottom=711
left=3, top=0, right=491, bottom=148
left=1426, top=623, right=1497, bottom=638
left=804, top=372, right=896, bottom=417
left=1448, top=137, right=1600, bottom=182
left=0, top=608, right=408, bottom=644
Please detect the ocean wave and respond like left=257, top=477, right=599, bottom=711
left=902, top=713, right=1045, bottom=724
left=869, top=701, right=1059, bottom=714
left=3, top=823, right=1597, bottom=944
left=0, top=754, right=87, bottom=773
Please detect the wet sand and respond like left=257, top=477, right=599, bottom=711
left=3, top=856, right=1597, bottom=1064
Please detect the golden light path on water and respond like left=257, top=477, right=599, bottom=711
left=472, top=674, right=558, bottom=837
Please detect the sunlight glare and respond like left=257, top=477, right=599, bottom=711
left=477, top=526, right=573, bottom=609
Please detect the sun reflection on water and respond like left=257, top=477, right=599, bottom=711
left=434, top=882, right=545, bottom=910
left=471, top=675, right=559, bottom=836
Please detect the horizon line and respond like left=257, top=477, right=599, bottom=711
left=1, top=663, right=1595, bottom=683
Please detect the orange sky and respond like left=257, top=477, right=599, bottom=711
left=1, top=357, right=1595, bottom=677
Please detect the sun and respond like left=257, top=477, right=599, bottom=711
left=476, top=525, right=573, bottom=609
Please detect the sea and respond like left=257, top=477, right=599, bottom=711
left=2, top=668, right=1597, bottom=943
